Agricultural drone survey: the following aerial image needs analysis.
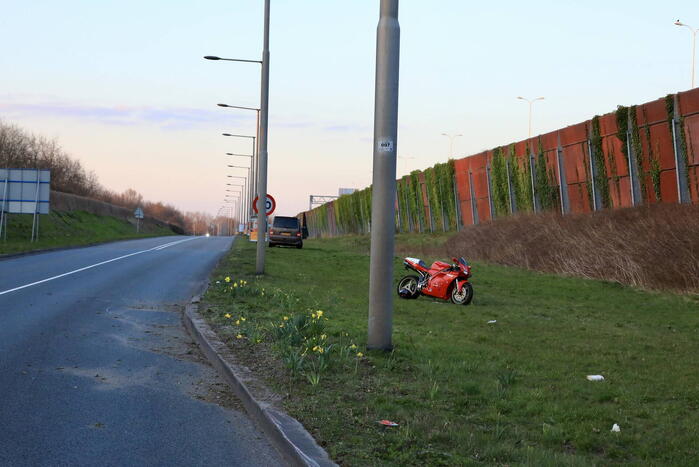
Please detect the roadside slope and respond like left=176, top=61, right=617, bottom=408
left=0, top=209, right=174, bottom=256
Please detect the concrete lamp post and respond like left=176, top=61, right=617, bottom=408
left=674, top=20, right=698, bottom=88
left=517, top=96, right=545, bottom=138
left=367, top=0, right=400, bottom=351
left=440, top=133, right=462, bottom=158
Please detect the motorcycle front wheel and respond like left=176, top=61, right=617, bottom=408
left=396, top=275, right=420, bottom=299
left=451, top=282, right=473, bottom=305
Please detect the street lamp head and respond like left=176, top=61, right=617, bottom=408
left=217, top=103, right=229, bottom=107
left=675, top=20, right=684, bottom=26
left=204, top=55, right=221, bottom=60
left=517, top=96, right=525, bottom=100
left=222, top=133, right=232, bottom=137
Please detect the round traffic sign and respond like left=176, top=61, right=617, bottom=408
left=252, top=194, right=276, bottom=215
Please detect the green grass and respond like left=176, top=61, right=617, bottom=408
left=204, top=235, right=699, bottom=466
left=0, top=210, right=174, bottom=255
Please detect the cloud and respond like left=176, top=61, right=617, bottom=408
left=0, top=97, right=246, bottom=130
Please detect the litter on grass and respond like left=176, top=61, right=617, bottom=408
left=378, top=420, right=399, bottom=427
left=611, top=423, right=620, bottom=432
left=586, top=375, right=605, bottom=381
left=487, top=320, right=497, bottom=324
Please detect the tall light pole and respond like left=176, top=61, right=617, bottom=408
left=517, top=96, right=545, bottom=138
left=368, top=0, right=400, bottom=351
left=204, top=0, right=269, bottom=274
left=228, top=167, right=251, bottom=227
left=223, top=133, right=257, bottom=228
left=440, top=133, right=462, bottom=158
left=675, top=20, right=698, bottom=88
left=219, top=103, right=260, bottom=205
left=226, top=174, right=248, bottom=228
left=255, top=0, right=271, bottom=275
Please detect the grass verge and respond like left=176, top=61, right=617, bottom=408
left=0, top=210, right=174, bottom=255
left=204, top=234, right=699, bottom=466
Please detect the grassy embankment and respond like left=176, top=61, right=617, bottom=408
left=0, top=210, right=174, bottom=255
left=204, top=234, right=699, bottom=466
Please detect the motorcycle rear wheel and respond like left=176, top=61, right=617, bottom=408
left=451, top=282, right=473, bottom=305
left=397, top=275, right=420, bottom=299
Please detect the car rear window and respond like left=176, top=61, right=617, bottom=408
left=273, top=216, right=299, bottom=229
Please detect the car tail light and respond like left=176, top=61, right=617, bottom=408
left=296, top=232, right=301, bottom=237
left=269, top=230, right=274, bottom=234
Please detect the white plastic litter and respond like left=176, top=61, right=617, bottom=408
left=586, top=375, right=605, bottom=381
left=611, top=423, right=620, bottom=432
left=487, top=320, right=497, bottom=324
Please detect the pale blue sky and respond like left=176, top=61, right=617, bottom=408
left=1, top=1, right=696, bottom=215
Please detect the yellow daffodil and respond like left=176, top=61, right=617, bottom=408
left=235, top=320, right=240, bottom=325
left=224, top=276, right=231, bottom=283
left=240, top=317, right=246, bottom=322
left=316, top=310, right=324, bottom=317
left=233, top=283, right=238, bottom=288
left=224, top=313, right=232, bottom=319
left=320, top=334, right=327, bottom=340
left=356, top=352, right=363, bottom=358
left=236, top=334, right=243, bottom=339
left=283, top=316, right=289, bottom=321
left=349, top=344, right=357, bottom=350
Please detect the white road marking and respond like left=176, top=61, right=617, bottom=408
left=0, top=237, right=200, bottom=296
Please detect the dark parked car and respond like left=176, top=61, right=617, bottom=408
left=269, top=216, right=306, bottom=248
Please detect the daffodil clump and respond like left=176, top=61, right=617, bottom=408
left=216, top=275, right=262, bottom=298
left=210, top=276, right=366, bottom=388
left=266, top=309, right=366, bottom=387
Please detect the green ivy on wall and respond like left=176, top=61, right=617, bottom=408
left=408, top=171, right=425, bottom=232
left=508, top=144, right=533, bottom=212
left=641, top=106, right=662, bottom=202
left=590, top=116, right=611, bottom=208
left=490, top=147, right=510, bottom=217
left=666, top=94, right=692, bottom=198
left=535, top=138, right=560, bottom=211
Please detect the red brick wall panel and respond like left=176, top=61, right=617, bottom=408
left=679, top=89, right=699, bottom=115
left=559, top=122, right=588, bottom=146
left=563, top=143, right=588, bottom=184
left=641, top=98, right=668, bottom=125
left=684, top=115, right=699, bottom=166
left=476, top=198, right=491, bottom=222
left=660, top=170, right=679, bottom=203
left=646, top=123, right=676, bottom=170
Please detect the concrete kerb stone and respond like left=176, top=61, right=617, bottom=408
left=183, top=300, right=336, bottom=467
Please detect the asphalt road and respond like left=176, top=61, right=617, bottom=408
left=0, top=236, right=282, bottom=466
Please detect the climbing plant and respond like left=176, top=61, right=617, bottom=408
left=490, top=147, right=510, bottom=217
left=666, top=93, right=691, bottom=197
left=590, top=116, right=611, bottom=208
left=535, top=138, right=560, bottom=211
left=509, top=144, right=533, bottom=212
left=408, top=171, right=425, bottom=232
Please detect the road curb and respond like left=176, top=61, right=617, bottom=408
left=183, top=301, right=336, bottom=467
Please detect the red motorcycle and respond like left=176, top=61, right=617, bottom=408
left=397, top=256, right=473, bottom=305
